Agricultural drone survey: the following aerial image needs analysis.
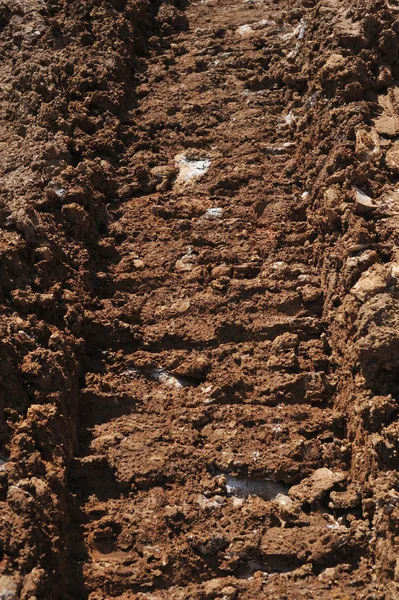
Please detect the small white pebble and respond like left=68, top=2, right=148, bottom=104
left=284, top=111, right=296, bottom=126
left=204, top=207, right=223, bottom=219
left=175, top=155, right=211, bottom=183
left=237, top=24, right=254, bottom=36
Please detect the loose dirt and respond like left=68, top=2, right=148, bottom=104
left=0, top=0, right=399, bottom=598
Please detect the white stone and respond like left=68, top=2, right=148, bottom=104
left=237, top=24, right=254, bottom=37
left=284, top=111, right=296, bottom=126
left=223, top=474, right=287, bottom=500
left=175, top=154, right=211, bottom=183
left=204, top=207, right=223, bottom=219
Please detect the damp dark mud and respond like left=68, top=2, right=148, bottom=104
left=0, top=0, right=399, bottom=599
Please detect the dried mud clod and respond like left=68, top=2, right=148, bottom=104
left=0, top=0, right=398, bottom=599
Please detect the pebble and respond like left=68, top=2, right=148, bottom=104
left=148, top=368, right=189, bottom=389
left=204, top=207, right=223, bottom=219
left=54, top=187, right=66, bottom=198
left=237, top=24, right=254, bottom=37
left=284, top=111, right=296, bottom=126
left=221, top=473, right=288, bottom=500
left=133, top=259, right=145, bottom=269
left=175, top=154, right=211, bottom=183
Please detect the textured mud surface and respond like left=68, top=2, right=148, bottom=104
left=0, top=0, right=399, bottom=598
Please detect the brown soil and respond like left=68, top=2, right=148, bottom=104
left=0, top=0, right=399, bottom=598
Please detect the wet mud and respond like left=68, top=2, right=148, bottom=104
left=0, top=0, right=399, bottom=598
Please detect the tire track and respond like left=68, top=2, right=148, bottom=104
left=66, top=1, right=362, bottom=598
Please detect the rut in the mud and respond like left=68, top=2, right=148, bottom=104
left=1, top=0, right=399, bottom=599
left=63, top=1, right=375, bottom=597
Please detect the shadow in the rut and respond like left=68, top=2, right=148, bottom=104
left=64, top=395, right=133, bottom=599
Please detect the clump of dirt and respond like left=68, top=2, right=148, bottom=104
left=0, top=0, right=398, bottom=599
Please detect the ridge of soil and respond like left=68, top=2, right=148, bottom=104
left=0, top=0, right=398, bottom=598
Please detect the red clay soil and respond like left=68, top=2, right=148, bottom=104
left=0, top=0, right=399, bottom=598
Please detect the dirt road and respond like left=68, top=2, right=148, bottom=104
left=0, top=0, right=399, bottom=598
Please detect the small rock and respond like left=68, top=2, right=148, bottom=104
left=326, top=170, right=346, bottom=185
left=271, top=333, right=298, bottom=354
left=151, top=569, right=162, bottom=578
left=284, top=111, right=296, bottom=126
left=164, top=504, right=184, bottom=519
left=237, top=24, right=254, bottom=37
left=133, top=259, right=145, bottom=269
left=345, top=249, right=377, bottom=271
left=156, top=4, right=188, bottom=31
left=204, top=207, right=223, bottom=219
left=267, top=353, right=297, bottom=370
left=377, top=63, right=394, bottom=88
left=175, top=354, right=210, bottom=378
left=150, top=165, right=178, bottom=192
left=374, top=85, right=399, bottom=137
left=186, top=266, right=204, bottom=281
left=320, top=53, right=346, bottom=78
left=380, top=188, right=399, bottom=214
left=175, top=154, right=211, bottom=184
